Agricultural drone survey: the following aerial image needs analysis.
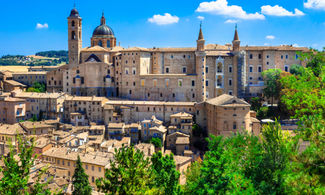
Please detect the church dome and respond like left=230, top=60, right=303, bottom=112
left=93, top=25, right=114, bottom=36
left=69, top=8, right=79, bottom=17
left=92, top=13, right=114, bottom=37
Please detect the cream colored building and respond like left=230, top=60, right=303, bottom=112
left=47, top=8, right=308, bottom=102
left=197, top=94, right=260, bottom=136
left=0, top=97, right=26, bottom=124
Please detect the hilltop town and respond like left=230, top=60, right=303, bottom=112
left=0, top=7, right=318, bottom=194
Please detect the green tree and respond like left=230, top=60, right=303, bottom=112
left=27, top=82, right=46, bottom=93
left=96, top=146, right=154, bottom=194
left=298, top=49, right=325, bottom=76
left=150, top=137, right=162, bottom=148
left=262, top=68, right=282, bottom=105
left=289, top=64, right=304, bottom=76
left=0, top=136, right=43, bottom=194
left=72, top=156, right=92, bottom=195
left=250, top=97, right=262, bottom=112
left=183, top=160, right=202, bottom=194
left=151, top=151, right=181, bottom=195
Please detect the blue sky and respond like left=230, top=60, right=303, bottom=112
left=0, top=0, right=325, bottom=56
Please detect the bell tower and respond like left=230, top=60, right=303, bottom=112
left=68, top=7, right=82, bottom=67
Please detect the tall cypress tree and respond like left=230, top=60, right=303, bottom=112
left=72, top=155, right=92, bottom=195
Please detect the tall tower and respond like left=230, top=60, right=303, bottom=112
left=68, top=7, right=82, bottom=67
left=195, top=23, right=207, bottom=102
left=232, top=24, right=242, bottom=97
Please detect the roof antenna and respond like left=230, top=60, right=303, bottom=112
left=200, top=21, right=202, bottom=29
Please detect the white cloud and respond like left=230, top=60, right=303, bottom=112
left=264, top=43, right=270, bottom=46
left=292, top=43, right=300, bottom=47
left=196, top=0, right=265, bottom=20
left=225, top=19, right=238, bottom=23
left=148, top=13, right=179, bottom=25
left=261, top=5, right=305, bottom=16
left=197, top=16, right=205, bottom=20
left=304, top=0, right=325, bottom=10
left=266, top=35, right=275, bottom=40
left=36, top=23, right=48, bottom=29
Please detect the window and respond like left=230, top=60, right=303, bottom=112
left=125, top=68, right=129, bottom=75
left=229, top=79, right=232, bottom=86
left=284, top=65, right=289, bottom=72
left=266, top=55, right=269, bottom=59
left=92, top=166, right=94, bottom=171
left=229, top=90, right=233, bottom=95
left=132, top=68, right=136, bottom=75
left=133, top=82, right=136, bottom=86
left=206, top=67, right=209, bottom=73
left=171, top=55, right=173, bottom=59
left=192, top=80, right=195, bottom=86
left=286, top=55, right=288, bottom=59
left=99, top=167, right=101, bottom=172
left=71, top=20, right=75, bottom=26
left=258, top=66, right=262, bottom=72
left=249, top=54, right=253, bottom=59
left=92, top=176, right=95, bottom=183
left=229, top=66, right=232, bottom=73
left=166, top=67, right=169, bottom=73
left=98, top=40, right=102, bottom=47
left=71, top=31, right=76, bottom=40
left=178, top=79, right=183, bottom=87
left=107, top=40, right=110, bottom=47
left=206, top=80, right=209, bottom=86
left=182, top=67, right=187, bottom=73
left=233, top=122, right=237, bottom=130
left=249, top=77, right=253, bottom=80
left=281, top=55, right=283, bottom=59
left=249, top=66, right=253, bottom=72
left=129, top=90, right=132, bottom=95
left=258, top=54, right=262, bottom=59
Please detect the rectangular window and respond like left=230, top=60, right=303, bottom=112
left=258, top=54, right=262, bottom=59
left=249, top=54, right=253, bottom=59
left=182, top=67, right=187, bottom=73
left=229, top=79, right=232, bottom=86
left=229, top=66, right=232, bottom=73
left=132, top=68, right=136, bottom=75
left=191, top=80, right=195, bottom=86
left=206, top=80, right=209, bottom=86
left=206, top=67, right=209, bottom=73
left=166, top=67, right=169, bottom=73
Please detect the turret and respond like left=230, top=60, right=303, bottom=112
left=196, top=22, right=205, bottom=51
left=232, top=24, right=240, bottom=52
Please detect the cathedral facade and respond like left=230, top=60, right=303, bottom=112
left=47, top=8, right=308, bottom=102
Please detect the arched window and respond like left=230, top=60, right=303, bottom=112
left=98, top=40, right=103, bottom=47
left=76, top=69, right=80, bottom=74
left=71, top=21, right=75, bottom=27
left=107, top=40, right=110, bottom=48
left=71, top=31, right=76, bottom=40
left=107, top=69, right=110, bottom=74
